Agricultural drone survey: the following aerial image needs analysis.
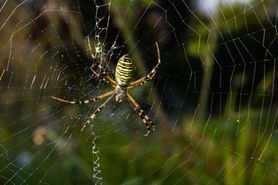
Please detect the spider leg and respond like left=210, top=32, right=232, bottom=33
left=86, top=36, right=117, bottom=87
left=128, top=42, right=161, bottom=89
left=89, top=65, right=117, bottom=87
left=82, top=93, right=115, bottom=131
left=51, top=90, right=115, bottom=104
left=126, top=93, right=155, bottom=136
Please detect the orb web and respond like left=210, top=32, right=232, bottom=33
left=0, top=0, right=278, bottom=184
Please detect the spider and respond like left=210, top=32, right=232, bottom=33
left=51, top=37, right=160, bottom=136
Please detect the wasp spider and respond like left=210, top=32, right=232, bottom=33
left=52, top=38, right=160, bottom=136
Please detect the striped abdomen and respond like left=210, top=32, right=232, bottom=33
left=115, top=54, right=134, bottom=86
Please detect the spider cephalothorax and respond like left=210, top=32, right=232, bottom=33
left=51, top=38, right=160, bottom=136
left=115, top=85, right=127, bottom=103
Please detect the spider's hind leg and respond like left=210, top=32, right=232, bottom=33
left=85, top=36, right=117, bottom=87
left=128, top=42, right=161, bottom=89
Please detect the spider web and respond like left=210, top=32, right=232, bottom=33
left=0, top=0, right=278, bottom=184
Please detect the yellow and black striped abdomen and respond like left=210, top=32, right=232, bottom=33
left=115, top=54, right=134, bottom=86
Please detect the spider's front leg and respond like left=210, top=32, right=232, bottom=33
left=82, top=93, right=115, bottom=131
left=127, top=93, right=155, bottom=136
left=51, top=90, right=115, bottom=105
left=51, top=90, right=115, bottom=131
